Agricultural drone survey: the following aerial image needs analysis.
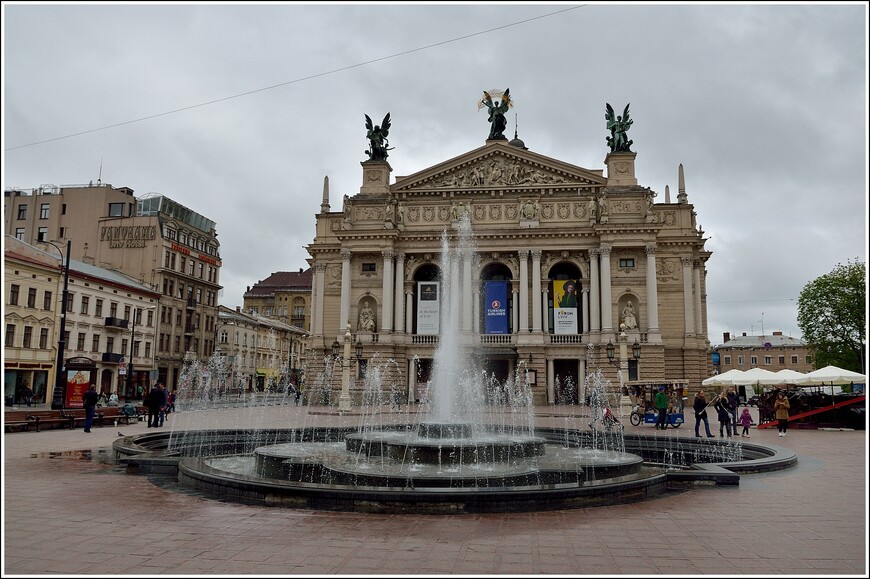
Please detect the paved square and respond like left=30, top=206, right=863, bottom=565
left=3, top=404, right=867, bottom=575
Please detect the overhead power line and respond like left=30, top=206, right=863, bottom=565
left=6, top=5, right=584, bottom=152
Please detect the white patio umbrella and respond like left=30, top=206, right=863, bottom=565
left=701, top=369, right=746, bottom=387
left=774, top=369, right=808, bottom=385
left=796, top=365, right=866, bottom=386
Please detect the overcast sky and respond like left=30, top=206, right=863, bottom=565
left=3, top=2, right=867, bottom=346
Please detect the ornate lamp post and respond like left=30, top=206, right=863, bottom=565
left=41, top=240, right=71, bottom=410
left=607, top=332, right=641, bottom=414
left=338, top=323, right=353, bottom=411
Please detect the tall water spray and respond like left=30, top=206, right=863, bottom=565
left=428, top=215, right=484, bottom=425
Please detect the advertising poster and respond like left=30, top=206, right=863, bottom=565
left=65, top=369, right=91, bottom=408
left=484, top=281, right=509, bottom=334
left=417, top=282, right=440, bottom=335
left=553, top=279, right=578, bottom=334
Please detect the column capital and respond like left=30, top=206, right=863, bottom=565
left=680, top=256, right=694, bottom=267
left=341, top=249, right=352, bottom=261
left=531, top=249, right=542, bottom=260
left=589, top=248, right=600, bottom=258
left=315, top=262, right=328, bottom=272
left=645, top=243, right=657, bottom=255
left=382, top=250, right=395, bottom=260
left=599, top=244, right=612, bottom=257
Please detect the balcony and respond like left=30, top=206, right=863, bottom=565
left=104, top=317, right=129, bottom=330
left=102, top=352, right=124, bottom=363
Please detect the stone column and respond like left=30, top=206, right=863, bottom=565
left=313, top=263, right=326, bottom=335
left=581, top=288, right=590, bottom=333
left=541, top=287, right=550, bottom=334
left=512, top=282, right=520, bottom=335
left=589, top=250, right=600, bottom=332
left=394, top=252, right=405, bottom=333
left=462, top=252, right=472, bottom=333
left=518, top=250, right=529, bottom=333
left=408, top=358, right=417, bottom=403
left=694, top=260, right=703, bottom=336
left=473, top=288, right=481, bottom=334
left=681, top=257, right=695, bottom=335
left=578, top=358, right=586, bottom=405
left=531, top=249, right=542, bottom=333
left=547, top=357, right=555, bottom=404
left=339, top=250, right=352, bottom=336
left=381, top=250, right=394, bottom=332
left=405, top=284, right=414, bottom=334
left=645, top=244, right=660, bottom=333
left=599, top=245, right=613, bottom=333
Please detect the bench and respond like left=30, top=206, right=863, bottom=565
left=4, top=416, right=39, bottom=433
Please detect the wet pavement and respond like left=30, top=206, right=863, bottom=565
left=2, top=403, right=867, bottom=576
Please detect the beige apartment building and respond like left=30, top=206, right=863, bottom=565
left=243, top=268, right=313, bottom=332
left=215, top=305, right=307, bottom=393
left=713, top=331, right=814, bottom=374
left=305, top=121, right=713, bottom=406
left=4, top=236, right=159, bottom=405
left=4, top=185, right=222, bottom=390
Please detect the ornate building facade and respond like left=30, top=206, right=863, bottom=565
left=304, top=111, right=713, bottom=406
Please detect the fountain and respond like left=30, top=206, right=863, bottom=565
left=114, top=216, right=797, bottom=513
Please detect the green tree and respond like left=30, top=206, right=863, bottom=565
left=796, top=259, right=866, bottom=373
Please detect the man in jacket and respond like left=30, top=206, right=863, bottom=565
left=146, top=382, right=167, bottom=428
left=654, top=386, right=669, bottom=430
left=82, top=385, right=99, bottom=433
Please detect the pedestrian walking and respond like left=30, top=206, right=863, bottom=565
left=82, top=385, right=99, bottom=433
left=693, top=390, right=715, bottom=438
left=774, top=391, right=790, bottom=437
left=714, top=393, right=733, bottom=438
left=726, top=387, right=740, bottom=432
left=739, top=407, right=753, bottom=438
left=146, top=382, right=167, bottom=428
left=654, top=385, right=669, bottom=430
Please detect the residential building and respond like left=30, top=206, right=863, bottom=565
left=4, top=236, right=59, bottom=406
left=713, top=331, right=814, bottom=374
left=243, top=268, right=313, bottom=331
left=4, top=185, right=222, bottom=390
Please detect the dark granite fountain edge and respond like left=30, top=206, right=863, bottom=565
left=111, top=426, right=797, bottom=514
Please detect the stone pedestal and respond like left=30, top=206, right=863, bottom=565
left=604, top=152, right=637, bottom=186
left=360, top=161, right=392, bottom=195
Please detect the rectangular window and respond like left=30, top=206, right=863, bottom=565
left=176, top=309, right=183, bottom=326
left=80, top=296, right=90, bottom=315
left=64, top=331, right=70, bottom=347
left=188, top=260, right=195, bottom=276
left=121, top=338, right=128, bottom=354
left=805, top=355, right=812, bottom=364
left=791, top=355, right=798, bottom=364
left=133, top=340, right=140, bottom=358
left=764, top=356, right=772, bottom=365
left=196, top=288, right=202, bottom=303
left=58, top=226, right=65, bottom=238
left=65, top=293, right=73, bottom=312
left=37, top=227, right=48, bottom=242
left=144, top=343, right=151, bottom=358
left=40, top=203, right=50, bottom=219
left=361, top=263, right=376, bottom=273
left=95, top=299, right=103, bottom=317
left=723, top=355, right=731, bottom=365
left=164, top=251, right=171, bottom=268
left=750, top=356, right=758, bottom=365
left=124, top=305, right=131, bottom=321
left=170, top=253, right=176, bottom=269
left=175, top=336, right=180, bottom=353
left=180, top=256, right=186, bottom=273
left=43, top=290, right=52, bottom=310
left=23, top=326, right=33, bottom=348
left=147, top=310, right=154, bottom=326
left=618, top=258, right=635, bottom=268
left=109, top=302, right=118, bottom=317
left=61, top=204, right=66, bottom=215
left=199, top=263, right=204, bottom=278
left=17, top=204, right=27, bottom=220
left=15, top=228, right=25, bottom=240
left=92, top=334, right=100, bottom=352
left=778, top=355, right=785, bottom=365
left=106, top=337, right=114, bottom=353
left=737, top=355, right=744, bottom=366
left=294, top=306, right=306, bottom=318
left=108, top=202, right=124, bottom=217
left=9, top=284, right=19, bottom=305
left=77, top=332, right=86, bottom=351
left=27, top=288, right=37, bottom=308
left=5, top=324, right=15, bottom=346
left=39, top=328, right=49, bottom=349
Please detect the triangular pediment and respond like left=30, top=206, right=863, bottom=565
left=392, top=141, right=606, bottom=193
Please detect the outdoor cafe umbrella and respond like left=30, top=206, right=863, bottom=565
left=774, top=368, right=808, bottom=385
left=796, top=365, right=866, bottom=386
left=701, top=369, right=746, bottom=388
left=729, top=367, right=782, bottom=387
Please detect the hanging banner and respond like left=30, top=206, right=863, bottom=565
left=553, top=279, right=578, bottom=334
left=417, top=282, right=440, bottom=335
left=484, top=281, right=509, bottom=334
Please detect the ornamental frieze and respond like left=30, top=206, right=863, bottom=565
left=656, top=258, right=679, bottom=282
left=663, top=211, right=676, bottom=226
left=611, top=200, right=642, bottom=213
left=425, top=157, right=572, bottom=189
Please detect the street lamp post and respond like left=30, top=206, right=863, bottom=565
left=42, top=240, right=71, bottom=410
left=606, top=332, right=641, bottom=415
left=126, top=305, right=156, bottom=400
left=338, top=323, right=353, bottom=411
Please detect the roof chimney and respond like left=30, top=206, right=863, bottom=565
left=723, top=332, right=730, bottom=343
left=773, top=331, right=783, bottom=336
left=299, top=267, right=303, bottom=273
left=742, top=332, right=747, bottom=337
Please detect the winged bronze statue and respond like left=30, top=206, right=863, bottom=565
left=365, top=113, right=392, bottom=161
left=605, top=102, right=634, bottom=153
left=481, top=88, right=512, bottom=140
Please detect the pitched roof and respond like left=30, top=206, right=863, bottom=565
left=715, top=334, right=806, bottom=349
left=245, top=268, right=312, bottom=296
